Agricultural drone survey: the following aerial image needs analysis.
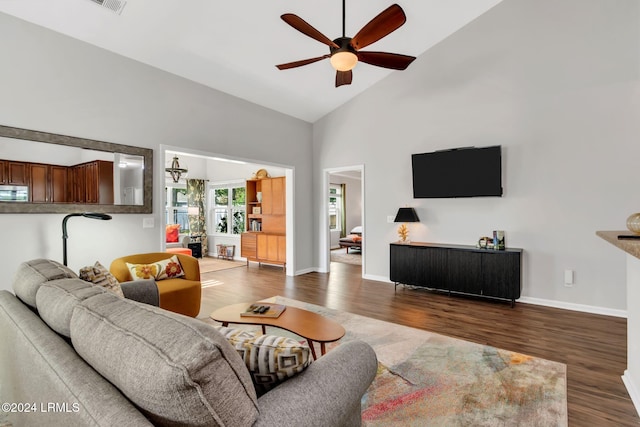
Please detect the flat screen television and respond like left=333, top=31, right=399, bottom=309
left=412, top=145, right=503, bottom=198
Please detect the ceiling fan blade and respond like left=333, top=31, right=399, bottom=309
left=357, top=51, right=416, bottom=70
left=276, top=55, right=330, bottom=70
left=335, top=70, right=353, bottom=87
left=351, top=4, right=407, bottom=50
left=281, top=14, right=340, bottom=49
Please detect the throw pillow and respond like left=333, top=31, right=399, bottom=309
left=166, top=224, right=180, bottom=243
left=125, top=255, right=185, bottom=281
left=79, top=261, right=124, bottom=297
left=215, top=326, right=312, bottom=396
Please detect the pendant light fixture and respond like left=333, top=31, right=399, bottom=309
left=165, top=156, right=188, bottom=183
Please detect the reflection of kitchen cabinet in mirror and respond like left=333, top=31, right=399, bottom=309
left=0, top=125, right=152, bottom=214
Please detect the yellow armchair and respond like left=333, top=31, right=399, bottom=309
left=110, top=253, right=201, bottom=318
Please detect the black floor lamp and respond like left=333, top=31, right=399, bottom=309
left=62, top=212, right=112, bottom=266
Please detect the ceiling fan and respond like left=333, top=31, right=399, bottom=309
left=276, top=1, right=416, bottom=87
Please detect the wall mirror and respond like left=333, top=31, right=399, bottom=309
left=0, top=124, right=152, bottom=214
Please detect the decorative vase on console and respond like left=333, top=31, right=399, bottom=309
left=627, top=213, right=640, bottom=234
left=256, top=192, right=262, bottom=203
left=397, top=224, right=409, bottom=243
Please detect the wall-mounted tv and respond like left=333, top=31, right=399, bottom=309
left=412, top=145, right=503, bottom=198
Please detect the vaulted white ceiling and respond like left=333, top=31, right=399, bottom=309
left=0, top=0, right=503, bottom=122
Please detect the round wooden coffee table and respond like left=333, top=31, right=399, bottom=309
left=210, top=302, right=345, bottom=359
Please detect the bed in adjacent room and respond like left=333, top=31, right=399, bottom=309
left=339, top=226, right=362, bottom=253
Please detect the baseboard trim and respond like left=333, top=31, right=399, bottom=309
left=363, top=273, right=391, bottom=283
left=518, top=296, right=627, bottom=318
left=622, top=371, right=640, bottom=417
left=295, top=267, right=319, bottom=275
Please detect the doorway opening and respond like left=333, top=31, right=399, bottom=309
left=159, top=145, right=295, bottom=276
left=323, top=166, right=364, bottom=274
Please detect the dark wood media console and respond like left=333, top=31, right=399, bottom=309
left=390, top=242, right=523, bottom=306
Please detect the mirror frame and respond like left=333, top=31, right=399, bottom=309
left=0, top=124, right=153, bottom=214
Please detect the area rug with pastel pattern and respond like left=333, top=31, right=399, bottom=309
left=264, top=296, right=568, bottom=426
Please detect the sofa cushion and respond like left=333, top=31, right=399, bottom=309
left=35, top=278, right=106, bottom=338
left=70, top=292, right=259, bottom=427
left=125, top=255, right=185, bottom=281
left=0, top=290, right=155, bottom=427
left=215, top=326, right=312, bottom=396
left=13, top=259, right=78, bottom=309
left=79, top=261, right=124, bottom=297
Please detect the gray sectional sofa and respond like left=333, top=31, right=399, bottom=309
left=0, top=259, right=377, bottom=427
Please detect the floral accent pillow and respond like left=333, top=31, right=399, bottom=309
left=126, top=255, right=185, bottom=281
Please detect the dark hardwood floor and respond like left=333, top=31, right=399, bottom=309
left=198, top=259, right=640, bottom=426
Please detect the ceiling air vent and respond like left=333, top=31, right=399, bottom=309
left=88, top=0, right=127, bottom=15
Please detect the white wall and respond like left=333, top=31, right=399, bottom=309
left=0, top=137, right=114, bottom=165
left=344, top=175, right=363, bottom=235
left=0, top=12, right=313, bottom=289
left=329, top=173, right=362, bottom=235
left=204, top=159, right=285, bottom=183
left=313, top=0, right=640, bottom=312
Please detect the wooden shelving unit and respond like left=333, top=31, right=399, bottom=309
left=241, top=177, right=286, bottom=268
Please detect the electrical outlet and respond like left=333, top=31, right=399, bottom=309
left=564, top=269, right=574, bottom=287
left=387, top=215, right=395, bottom=223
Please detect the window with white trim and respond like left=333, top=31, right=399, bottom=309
left=329, top=184, right=342, bottom=231
left=209, top=183, right=246, bottom=235
left=165, top=186, right=189, bottom=233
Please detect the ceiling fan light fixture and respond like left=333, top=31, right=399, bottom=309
left=277, top=4, right=413, bottom=85
left=330, top=51, right=358, bottom=71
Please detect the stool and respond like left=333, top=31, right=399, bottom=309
left=166, top=247, right=192, bottom=256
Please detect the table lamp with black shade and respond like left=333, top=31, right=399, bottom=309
left=62, top=212, right=112, bottom=266
left=394, top=207, right=420, bottom=243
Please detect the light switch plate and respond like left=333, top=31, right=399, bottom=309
left=564, top=269, right=574, bottom=285
left=142, top=217, right=154, bottom=228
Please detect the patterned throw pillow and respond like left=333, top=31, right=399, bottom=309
left=126, top=255, right=185, bottom=281
left=79, top=261, right=124, bottom=297
left=166, top=224, right=180, bottom=243
left=215, top=326, right=312, bottom=396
